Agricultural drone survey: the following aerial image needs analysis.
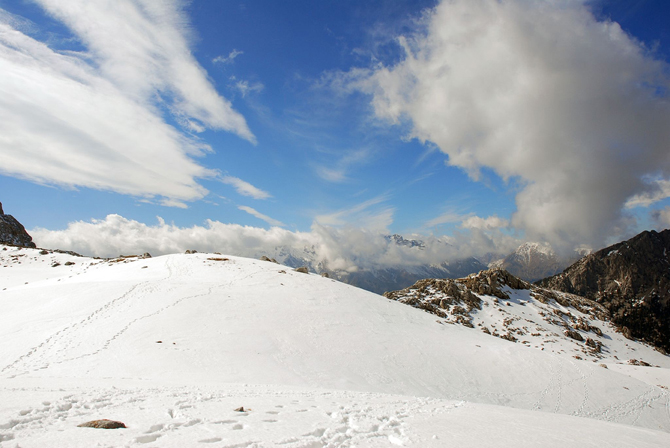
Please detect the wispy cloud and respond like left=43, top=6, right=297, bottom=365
left=221, top=176, right=271, bottom=200
left=424, top=211, right=467, bottom=229
left=315, top=195, right=394, bottom=231
left=314, top=147, right=373, bottom=183
left=213, top=49, right=243, bottom=64
left=237, top=206, right=285, bottom=227
left=0, top=1, right=254, bottom=205
left=231, top=78, right=264, bottom=97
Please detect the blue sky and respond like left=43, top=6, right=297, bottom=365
left=1, top=0, right=670, bottom=263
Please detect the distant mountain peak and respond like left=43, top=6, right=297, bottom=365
left=384, top=234, right=425, bottom=249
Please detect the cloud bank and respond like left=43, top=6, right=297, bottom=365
left=31, top=214, right=520, bottom=270
left=0, top=1, right=253, bottom=204
left=351, top=0, right=670, bottom=250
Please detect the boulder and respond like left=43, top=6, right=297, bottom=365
left=77, top=419, right=126, bottom=429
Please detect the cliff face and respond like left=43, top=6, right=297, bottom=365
left=538, top=229, right=670, bottom=352
left=0, top=202, right=36, bottom=248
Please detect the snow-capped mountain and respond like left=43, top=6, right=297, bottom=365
left=257, top=234, right=487, bottom=294
left=489, top=242, right=585, bottom=282
left=1, top=244, right=670, bottom=447
left=539, top=229, right=670, bottom=353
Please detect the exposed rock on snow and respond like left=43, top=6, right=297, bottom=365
left=77, top=419, right=126, bottom=429
left=0, top=202, right=36, bottom=248
left=539, top=229, right=670, bottom=353
left=384, top=268, right=657, bottom=364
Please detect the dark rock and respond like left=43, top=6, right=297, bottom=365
left=564, top=329, right=584, bottom=341
left=260, top=256, right=279, bottom=263
left=321, top=272, right=330, bottom=278
left=0, top=202, right=36, bottom=248
left=585, top=337, right=602, bottom=353
left=294, top=266, right=309, bottom=274
left=77, top=419, right=126, bottom=429
left=538, top=229, right=670, bottom=352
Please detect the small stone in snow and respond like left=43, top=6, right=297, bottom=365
left=77, top=419, right=126, bottom=429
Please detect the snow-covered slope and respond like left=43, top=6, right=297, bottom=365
left=385, top=269, right=669, bottom=367
left=1, top=245, right=670, bottom=447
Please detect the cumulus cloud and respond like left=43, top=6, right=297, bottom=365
left=30, top=214, right=520, bottom=269
left=237, top=206, right=285, bottom=227
left=461, top=215, right=509, bottom=231
left=221, top=176, right=271, bottom=199
left=350, top=0, right=670, bottom=251
left=0, top=1, right=254, bottom=204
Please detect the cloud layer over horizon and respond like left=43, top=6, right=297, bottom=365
left=0, top=1, right=254, bottom=206
left=30, top=214, right=521, bottom=270
left=351, top=0, right=670, bottom=251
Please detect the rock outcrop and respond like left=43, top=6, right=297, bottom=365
left=0, top=202, right=36, bottom=248
left=538, top=229, right=670, bottom=352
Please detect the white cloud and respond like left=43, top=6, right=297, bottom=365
left=237, top=206, right=285, bottom=227
left=315, top=166, right=346, bottom=183
left=30, top=214, right=521, bottom=269
left=315, top=195, right=394, bottom=231
left=314, top=147, right=373, bottom=183
left=0, top=1, right=254, bottom=204
left=349, top=0, right=670, bottom=251
left=651, top=207, right=670, bottom=230
left=461, top=215, right=509, bottom=231
left=232, top=79, right=264, bottom=97
left=221, top=176, right=271, bottom=199
left=424, top=211, right=467, bottom=228
left=625, top=178, right=670, bottom=208
left=213, top=49, right=243, bottom=64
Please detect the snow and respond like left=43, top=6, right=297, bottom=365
left=1, top=245, right=670, bottom=447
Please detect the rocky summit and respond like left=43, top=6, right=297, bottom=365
left=0, top=202, right=36, bottom=248
left=538, top=229, right=670, bottom=353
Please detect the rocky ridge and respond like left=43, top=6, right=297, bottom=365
left=0, top=202, right=36, bottom=248
left=383, top=268, right=654, bottom=363
left=538, top=229, right=670, bottom=353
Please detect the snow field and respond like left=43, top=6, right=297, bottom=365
left=1, top=245, right=670, bottom=446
